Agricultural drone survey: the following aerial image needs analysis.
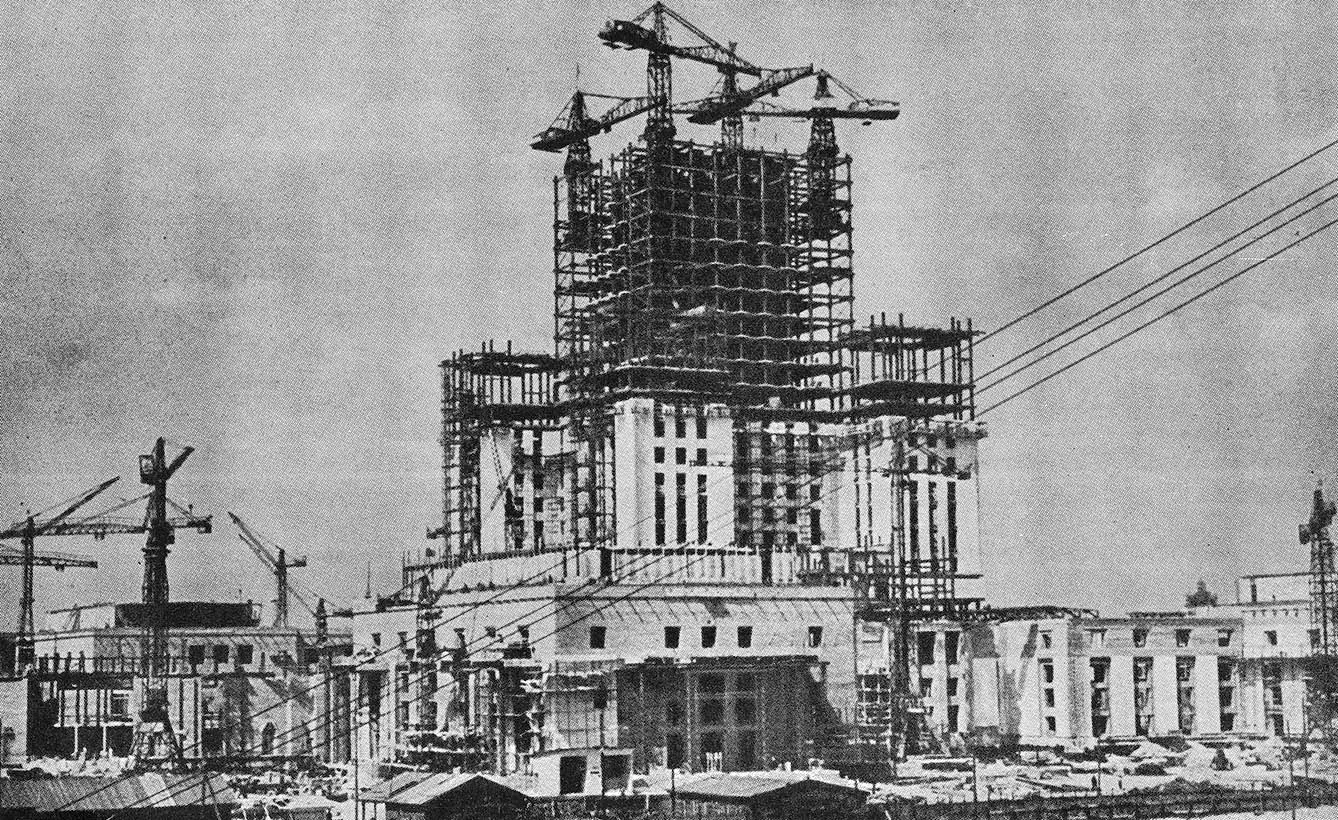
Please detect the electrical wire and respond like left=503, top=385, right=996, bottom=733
left=977, top=216, right=1338, bottom=416
left=53, top=450, right=746, bottom=812
left=976, top=188, right=1338, bottom=394
left=975, top=134, right=1338, bottom=346
left=98, top=452, right=874, bottom=817
left=976, top=176, right=1338, bottom=385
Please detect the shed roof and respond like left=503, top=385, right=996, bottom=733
left=677, top=773, right=866, bottom=803
left=360, top=772, right=523, bottom=806
left=0, top=773, right=238, bottom=813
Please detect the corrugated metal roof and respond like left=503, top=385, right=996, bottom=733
left=359, top=772, right=522, bottom=806
left=358, top=770, right=426, bottom=803
left=389, top=773, right=482, bottom=805
left=677, top=774, right=792, bottom=799
left=677, top=773, right=863, bottom=802
left=0, top=773, right=238, bottom=813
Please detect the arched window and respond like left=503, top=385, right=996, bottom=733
left=260, top=722, right=276, bottom=756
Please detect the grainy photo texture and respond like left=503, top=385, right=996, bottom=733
left=3, top=2, right=1338, bottom=819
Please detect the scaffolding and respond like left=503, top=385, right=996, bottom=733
left=431, top=343, right=561, bottom=567
left=555, top=140, right=852, bottom=410
left=1302, top=483, right=1338, bottom=743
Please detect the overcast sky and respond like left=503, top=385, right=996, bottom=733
left=3, top=0, right=1338, bottom=627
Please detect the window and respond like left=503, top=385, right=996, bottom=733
left=654, top=447, right=665, bottom=463
left=666, top=701, right=684, bottom=725
left=737, top=625, right=753, bottom=648
left=676, top=447, right=686, bottom=465
left=947, top=677, right=959, bottom=697
left=1175, top=629, right=1191, bottom=648
left=676, top=473, right=687, bottom=544
left=589, top=625, right=607, bottom=649
left=1044, top=689, right=1055, bottom=707
left=189, top=645, right=205, bottom=666
left=920, top=677, right=933, bottom=696
left=398, top=631, right=409, bottom=646
left=1088, top=629, right=1106, bottom=649
left=697, top=474, right=708, bottom=544
left=1218, top=628, right=1233, bottom=647
left=1041, top=661, right=1055, bottom=684
left=213, top=645, right=229, bottom=664
left=109, top=691, right=130, bottom=720
left=699, top=674, right=725, bottom=693
left=695, top=448, right=707, bottom=466
left=696, top=415, right=707, bottom=438
left=918, top=631, right=936, bottom=664
left=655, top=473, right=666, bottom=545
left=735, top=698, right=756, bottom=724
left=654, top=416, right=665, bottom=437
left=1133, top=628, right=1148, bottom=648
left=1039, top=630, right=1052, bottom=649
left=943, top=631, right=959, bottom=664
left=1266, top=630, right=1278, bottom=646
left=701, top=700, right=724, bottom=724
left=1312, top=628, right=1322, bottom=650
left=371, top=633, right=382, bottom=648
left=675, top=417, right=687, bottom=438
left=664, top=626, right=681, bottom=649
left=237, top=644, right=254, bottom=665
left=1044, top=716, right=1057, bottom=735
left=807, top=626, right=824, bottom=648
left=700, top=626, right=717, bottom=648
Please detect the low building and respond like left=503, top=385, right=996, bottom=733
left=350, top=580, right=858, bottom=775
left=961, top=572, right=1317, bottom=746
left=21, top=601, right=350, bottom=764
left=359, top=772, right=526, bottom=820
left=672, top=771, right=869, bottom=820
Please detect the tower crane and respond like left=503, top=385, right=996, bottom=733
left=125, top=437, right=211, bottom=768
left=228, top=512, right=310, bottom=629
left=533, top=90, right=658, bottom=253
left=0, top=476, right=117, bottom=670
left=744, top=71, right=899, bottom=235
left=599, top=2, right=762, bottom=147
left=677, top=63, right=816, bottom=150
left=1302, top=482, right=1338, bottom=741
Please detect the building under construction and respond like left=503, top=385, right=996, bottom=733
left=351, top=2, right=985, bottom=778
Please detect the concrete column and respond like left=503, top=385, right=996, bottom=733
left=1152, top=656, right=1180, bottom=735
left=1282, top=660, right=1306, bottom=735
left=1193, top=655, right=1221, bottom=735
left=1109, top=656, right=1135, bottom=736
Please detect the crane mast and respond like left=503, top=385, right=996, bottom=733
left=0, top=476, right=116, bottom=670
left=129, top=437, right=210, bottom=768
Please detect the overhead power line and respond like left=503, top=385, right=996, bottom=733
left=976, top=133, right=1338, bottom=346
left=977, top=176, right=1338, bottom=385
left=978, top=215, right=1338, bottom=417
left=976, top=187, right=1338, bottom=395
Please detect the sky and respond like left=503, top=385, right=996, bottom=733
left=3, top=0, right=1338, bottom=627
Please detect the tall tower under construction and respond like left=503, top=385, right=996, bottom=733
left=369, top=2, right=987, bottom=776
